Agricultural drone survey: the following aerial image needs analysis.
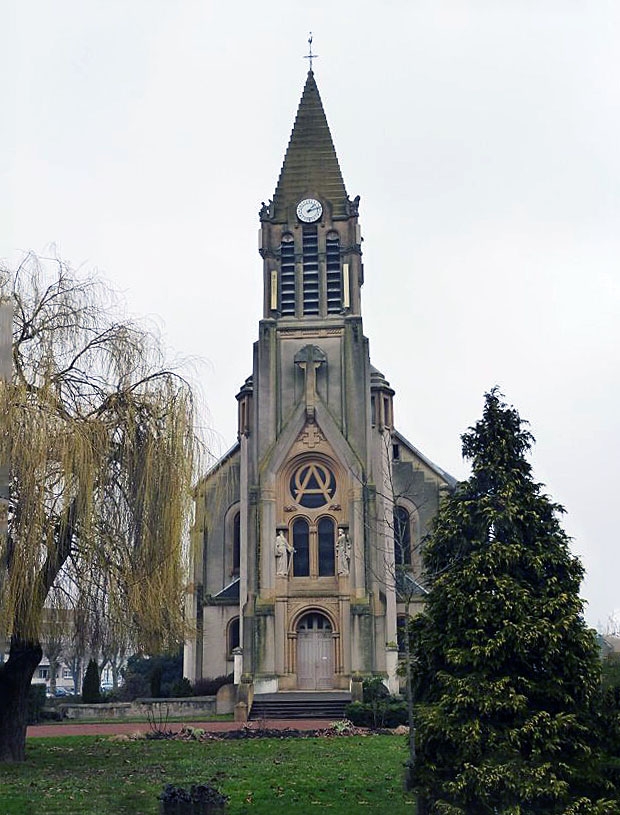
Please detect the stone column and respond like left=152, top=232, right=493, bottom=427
left=385, top=644, right=399, bottom=695
left=232, top=647, right=243, bottom=685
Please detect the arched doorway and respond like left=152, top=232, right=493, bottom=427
left=297, top=612, right=334, bottom=690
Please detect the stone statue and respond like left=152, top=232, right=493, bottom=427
left=275, top=529, right=293, bottom=576
left=337, top=527, right=351, bottom=576
left=259, top=199, right=273, bottom=220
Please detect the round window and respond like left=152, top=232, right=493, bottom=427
left=290, top=462, right=336, bottom=508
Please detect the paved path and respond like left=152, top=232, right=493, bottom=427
left=27, top=718, right=335, bottom=738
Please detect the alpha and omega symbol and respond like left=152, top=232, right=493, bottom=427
left=290, top=462, right=336, bottom=509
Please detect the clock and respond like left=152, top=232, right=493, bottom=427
left=296, top=198, right=323, bottom=223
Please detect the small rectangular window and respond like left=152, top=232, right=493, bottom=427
left=392, top=443, right=400, bottom=460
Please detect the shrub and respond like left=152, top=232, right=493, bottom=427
left=192, top=674, right=234, bottom=696
left=82, top=659, right=101, bottom=704
left=117, top=671, right=149, bottom=701
left=159, top=783, right=228, bottom=812
left=100, top=687, right=121, bottom=702
left=361, top=676, right=390, bottom=703
left=121, top=651, right=183, bottom=699
left=169, top=677, right=193, bottom=697
left=27, top=685, right=47, bottom=724
left=150, top=663, right=163, bottom=698
left=345, top=699, right=407, bottom=729
left=40, top=707, right=63, bottom=721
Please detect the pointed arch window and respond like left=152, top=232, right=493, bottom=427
left=318, top=517, right=336, bottom=576
left=232, top=512, right=240, bottom=575
left=394, top=505, right=411, bottom=567
left=280, top=233, right=295, bottom=316
left=292, top=518, right=310, bottom=576
left=227, top=617, right=240, bottom=656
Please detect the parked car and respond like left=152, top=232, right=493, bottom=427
left=54, top=687, right=74, bottom=697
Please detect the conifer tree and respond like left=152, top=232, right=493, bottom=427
left=81, top=659, right=101, bottom=704
left=410, top=389, right=617, bottom=814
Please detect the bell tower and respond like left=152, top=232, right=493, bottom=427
left=249, top=70, right=370, bottom=475
left=236, top=68, right=379, bottom=691
left=259, top=69, right=363, bottom=322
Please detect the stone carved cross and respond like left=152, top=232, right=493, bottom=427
left=294, top=344, right=327, bottom=420
left=300, top=423, right=323, bottom=449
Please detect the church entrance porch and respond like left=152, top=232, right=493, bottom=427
left=296, top=612, right=334, bottom=689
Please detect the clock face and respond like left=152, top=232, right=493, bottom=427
left=296, top=198, right=323, bottom=223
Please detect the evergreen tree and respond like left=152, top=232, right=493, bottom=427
left=82, top=659, right=101, bottom=704
left=410, top=390, right=617, bottom=814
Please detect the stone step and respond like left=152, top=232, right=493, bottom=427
left=249, top=692, right=351, bottom=720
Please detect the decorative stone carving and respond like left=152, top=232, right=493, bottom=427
left=294, top=344, right=327, bottom=420
left=299, top=422, right=324, bottom=449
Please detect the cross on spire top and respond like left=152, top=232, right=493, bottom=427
left=304, top=32, right=318, bottom=72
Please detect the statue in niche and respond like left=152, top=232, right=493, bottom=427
left=337, top=527, right=351, bottom=576
left=275, top=529, right=293, bottom=576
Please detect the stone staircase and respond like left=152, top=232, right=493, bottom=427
left=249, top=691, right=351, bottom=720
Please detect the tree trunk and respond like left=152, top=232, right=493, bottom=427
left=71, top=657, right=83, bottom=695
left=48, top=656, right=58, bottom=696
left=0, top=638, right=43, bottom=762
left=403, top=599, right=416, bottom=791
left=111, top=660, right=121, bottom=691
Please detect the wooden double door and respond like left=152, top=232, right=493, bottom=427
left=297, top=613, right=334, bottom=690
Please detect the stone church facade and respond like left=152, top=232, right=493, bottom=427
left=184, top=70, right=455, bottom=695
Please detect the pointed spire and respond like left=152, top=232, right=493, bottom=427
left=272, top=71, right=348, bottom=222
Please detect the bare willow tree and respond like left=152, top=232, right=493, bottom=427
left=0, top=254, right=197, bottom=762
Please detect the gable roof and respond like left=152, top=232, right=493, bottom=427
left=208, top=577, right=240, bottom=605
left=393, top=428, right=458, bottom=489
left=396, top=570, right=429, bottom=599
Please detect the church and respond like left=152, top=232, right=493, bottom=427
left=183, top=68, right=455, bottom=698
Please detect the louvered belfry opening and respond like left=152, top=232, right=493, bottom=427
left=280, top=233, right=295, bottom=315
left=302, top=225, right=319, bottom=315
left=326, top=231, right=342, bottom=313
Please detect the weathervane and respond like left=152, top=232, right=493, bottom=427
left=304, top=32, right=318, bottom=72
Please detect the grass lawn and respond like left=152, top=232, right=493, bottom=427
left=0, top=734, right=416, bottom=814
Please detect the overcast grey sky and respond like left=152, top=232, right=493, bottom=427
left=3, top=1, right=619, bottom=629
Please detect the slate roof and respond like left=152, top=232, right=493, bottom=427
left=272, top=71, right=348, bottom=222
left=209, top=577, right=240, bottom=605
left=393, top=428, right=458, bottom=490
left=396, top=570, right=429, bottom=599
